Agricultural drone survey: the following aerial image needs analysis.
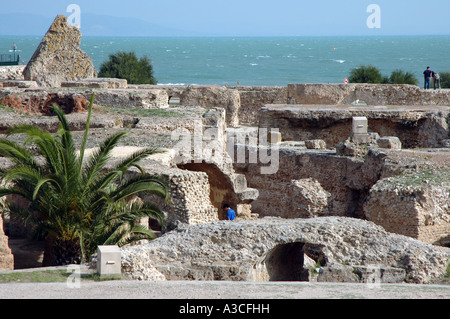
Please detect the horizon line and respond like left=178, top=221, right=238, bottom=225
left=1, top=33, right=450, bottom=38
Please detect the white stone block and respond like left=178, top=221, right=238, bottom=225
left=97, top=245, right=122, bottom=278
left=352, top=117, right=368, bottom=135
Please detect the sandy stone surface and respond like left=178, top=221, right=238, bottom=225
left=0, top=280, right=449, bottom=299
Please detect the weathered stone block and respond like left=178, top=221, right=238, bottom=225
left=61, top=78, right=128, bottom=89
left=305, top=139, right=326, bottom=150
left=180, top=85, right=241, bottom=127
left=353, top=265, right=406, bottom=284
left=0, top=80, right=38, bottom=88
left=268, top=131, right=282, bottom=144
left=377, top=136, right=402, bottom=149
left=317, top=264, right=360, bottom=283
left=288, top=178, right=331, bottom=218
left=364, top=173, right=450, bottom=245
left=351, top=133, right=371, bottom=144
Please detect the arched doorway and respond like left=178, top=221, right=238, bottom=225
left=265, top=242, right=308, bottom=281
left=177, top=162, right=237, bottom=220
left=252, top=242, right=326, bottom=282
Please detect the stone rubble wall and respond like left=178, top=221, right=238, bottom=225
left=365, top=175, right=450, bottom=246
left=287, top=83, right=450, bottom=106
left=0, top=88, right=89, bottom=115
left=80, top=89, right=169, bottom=109
left=133, top=163, right=219, bottom=227
left=234, top=146, right=385, bottom=220
left=232, top=86, right=288, bottom=126
left=0, top=87, right=170, bottom=114
left=121, top=216, right=450, bottom=284
left=259, top=104, right=450, bottom=149
left=0, top=66, right=25, bottom=81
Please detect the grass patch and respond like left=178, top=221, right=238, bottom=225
left=96, top=105, right=186, bottom=119
left=387, top=167, right=450, bottom=188
left=0, top=269, right=123, bottom=284
left=0, top=270, right=70, bottom=283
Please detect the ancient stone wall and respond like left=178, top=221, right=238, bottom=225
left=81, top=88, right=169, bottom=109
left=121, top=217, right=450, bottom=283
left=365, top=173, right=450, bottom=246
left=0, top=66, right=25, bottom=81
left=259, top=104, right=450, bottom=149
left=232, top=86, right=288, bottom=126
left=136, top=163, right=219, bottom=227
left=287, top=83, right=450, bottom=106
left=234, top=146, right=386, bottom=219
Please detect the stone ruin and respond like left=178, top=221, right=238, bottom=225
left=0, top=16, right=448, bottom=280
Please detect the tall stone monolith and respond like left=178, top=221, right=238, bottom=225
left=23, top=15, right=97, bottom=87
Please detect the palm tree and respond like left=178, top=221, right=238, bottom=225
left=0, top=94, right=170, bottom=266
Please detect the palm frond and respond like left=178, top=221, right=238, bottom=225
left=112, top=147, right=164, bottom=173
left=109, top=174, right=170, bottom=202
left=79, top=94, right=95, bottom=168
left=81, top=131, right=128, bottom=190
left=0, top=138, right=39, bottom=168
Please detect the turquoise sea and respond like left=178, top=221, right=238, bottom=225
left=1, top=35, right=449, bottom=86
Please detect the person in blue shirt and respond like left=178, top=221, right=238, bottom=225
left=424, top=66, right=433, bottom=90
left=223, top=204, right=236, bottom=221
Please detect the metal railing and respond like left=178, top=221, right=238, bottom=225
left=0, top=54, right=20, bottom=66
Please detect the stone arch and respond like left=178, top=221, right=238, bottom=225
left=177, top=162, right=237, bottom=220
left=265, top=242, right=308, bottom=281
left=251, top=242, right=327, bottom=282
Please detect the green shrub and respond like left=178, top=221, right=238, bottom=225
left=349, top=65, right=418, bottom=85
left=389, top=69, right=418, bottom=85
left=349, top=65, right=383, bottom=84
left=98, top=51, right=157, bottom=85
left=439, top=72, right=450, bottom=88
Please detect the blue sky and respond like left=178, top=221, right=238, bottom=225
left=2, top=0, right=450, bottom=36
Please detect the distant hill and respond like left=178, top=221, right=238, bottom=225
left=0, top=13, right=199, bottom=37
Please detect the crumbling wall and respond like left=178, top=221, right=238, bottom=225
left=364, top=171, right=450, bottom=245
left=0, top=66, right=25, bottom=80
left=234, top=147, right=386, bottom=219
left=258, top=104, right=450, bottom=149
left=121, top=217, right=450, bottom=283
left=233, top=86, right=288, bottom=126
left=180, top=85, right=241, bottom=127
left=287, top=83, right=450, bottom=106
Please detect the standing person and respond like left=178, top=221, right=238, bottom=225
left=423, top=66, right=432, bottom=89
left=223, top=204, right=236, bottom=221
left=432, top=71, right=441, bottom=90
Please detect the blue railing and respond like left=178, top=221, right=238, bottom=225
left=0, top=54, right=20, bottom=66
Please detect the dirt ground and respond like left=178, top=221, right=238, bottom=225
left=0, top=278, right=449, bottom=299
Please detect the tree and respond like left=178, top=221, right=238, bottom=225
left=348, top=65, right=383, bottom=84
left=0, top=94, right=169, bottom=266
left=98, top=51, right=157, bottom=85
left=389, top=69, right=418, bottom=85
left=349, top=65, right=419, bottom=85
left=439, top=72, right=450, bottom=88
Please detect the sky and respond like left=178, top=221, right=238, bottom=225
left=1, top=0, right=450, bottom=36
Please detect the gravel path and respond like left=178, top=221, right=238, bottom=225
left=0, top=280, right=449, bottom=299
